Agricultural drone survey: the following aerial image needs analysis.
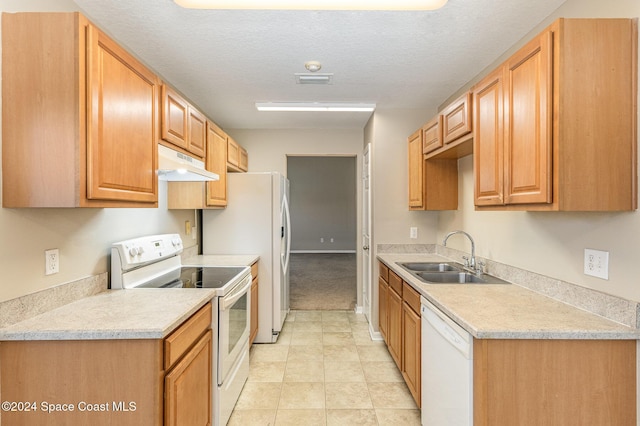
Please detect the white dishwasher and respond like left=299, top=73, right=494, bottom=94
left=421, top=296, right=473, bottom=426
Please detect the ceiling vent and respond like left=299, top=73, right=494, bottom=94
left=295, top=73, right=333, bottom=85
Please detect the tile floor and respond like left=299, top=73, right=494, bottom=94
left=229, top=310, right=421, bottom=426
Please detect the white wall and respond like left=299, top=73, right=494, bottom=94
left=438, top=0, right=640, bottom=303
left=0, top=0, right=198, bottom=302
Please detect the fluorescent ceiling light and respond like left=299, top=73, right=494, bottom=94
left=174, top=0, right=448, bottom=10
left=255, top=102, right=376, bottom=112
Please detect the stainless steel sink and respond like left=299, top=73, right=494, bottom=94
left=399, top=262, right=462, bottom=272
left=396, top=261, right=510, bottom=284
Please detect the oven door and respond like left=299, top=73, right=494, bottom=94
left=218, top=273, right=251, bottom=385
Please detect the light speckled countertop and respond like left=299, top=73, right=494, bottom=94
left=377, top=253, right=639, bottom=340
left=0, top=254, right=260, bottom=341
left=0, top=289, right=216, bottom=341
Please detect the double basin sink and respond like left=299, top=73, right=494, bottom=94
left=397, top=262, right=510, bottom=285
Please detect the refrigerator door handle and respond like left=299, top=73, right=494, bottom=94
left=281, top=194, right=291, bottom=272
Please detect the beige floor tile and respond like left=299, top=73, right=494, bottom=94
left=235, top=382, right=282, bottom=410
left=321, top=311, right=349, bottom=322
left=228, top=409, right=277, bottom=426
left=290, top=330, right=323, bottom=345
left=248, top=361, right=286, bottom=382
left=285, top=311, right=296, bottom=322
left=324, top=361, right=365, bottom=383
left=287, top=345, right=324, bottom=361
left=279, top=382, right=326, bottom=409
left=323, top=344, right=360, bottom=363
left=357, top=344, right=393, bottom=362
left=325, top=382, right=373, bottom=409
left=284, top=360, right=324, bottom=382
left=361, top=361, right=404, bottom=383
left=275, top=409, right=326, bottom=426
left=368, top=382, right=418, bottom=409
left=275, top=328, right=293, bottom=345
left=295, top=310, right=323, bottom=322
left=251, top=344, right=290, bottom=362
left=322, top=321, right=353, bottom=332
left=352, top=330, right=383, bottom=346
left=327, top=409, right=378, bottom=426
left=323, top=331, right=356, bottom=346
left=293, top=320, right=323, bottom=332
left=375, top=408, right=421, bottom=425
left=350, top=321, right=372, bottom=332
left=347, top=312, right=368, bottom=323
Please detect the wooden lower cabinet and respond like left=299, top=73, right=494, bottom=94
left=250, top=261, right=259, bottom=345
left=401, top=283, right=421, bottom=407
left=0, top=303, right=212, bottom=426
left=387, top=284, right=403, bottom=369
left=474, top=339, right=637, bottom=426
left=378, top=276, right=389, bottom=341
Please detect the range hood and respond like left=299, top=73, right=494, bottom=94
left=157, top=145, right=219, bottom=182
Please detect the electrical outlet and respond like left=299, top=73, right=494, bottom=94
left=410, top=227, right=418, bottom=239
left=584, top=248, right=609, bottom=280
left=320, top=237, right=324, bottom=243
left=45, top=249, right=59, bottom=275
left=330, top=238, right=334, bottom=243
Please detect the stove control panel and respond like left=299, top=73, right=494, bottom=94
left=111, top=234, right=183, bottom=271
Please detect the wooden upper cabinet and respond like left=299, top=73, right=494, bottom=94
left=473, top=18, right=637, bottom=211
left=442, top=92, right=473, bottom=144
left=408, top=129, right=425, bottom=209
left=473, top=67, right=505, bottom=206
left=422, top=116, right=443, bottom=154
left=227, top=137, right=240, bottom=169
left=239, top=146, right=249, bottom=172
left=206, top=121, right=228, bottom=207
left=2, top=12, right=158, bottom=208
left=161, top=84, right=206, bottom=160
left=503, top=30, right=553, bottom=205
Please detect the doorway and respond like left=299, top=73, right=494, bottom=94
left=287, top=156, right=357, bottom=310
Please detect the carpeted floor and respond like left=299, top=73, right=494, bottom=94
left=289, top=253, right=357, bottom=310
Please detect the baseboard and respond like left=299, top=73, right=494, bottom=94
left=290, top=250, right=357, bottom=254
left=354, top=305, right=363, bottom=314
left=369, top=328, right=383, bottom=341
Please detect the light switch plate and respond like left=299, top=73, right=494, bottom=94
left=584, top=248, right=609, bottom=280
left=410, top=227, right=418, bottom=239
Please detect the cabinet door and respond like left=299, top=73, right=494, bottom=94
left=408, top=129, right=424, bottom=209
left=188, top=107, right=207, bottom=159
left=422, top=116, right=443, bottom=154
left=378, top=277, right=388, bottom=342
left=86, top=25, right=158, bottom=203
left=473, top=67, right=505, bottom=206
left=402, top=302, right=421, bottom=407
left=165, top=330, right=212, bottom=426
left=503, top=30, right=553, bottom=205
left=161, top=85, right=189, bottom=151
left=442, top=92, right=473, bottom=144
left=239, top=147, right=249, bottom=172
left=227, top=137, right=240, bottom=168
left=206, top=122, right=228, bottom=207
left=387, top=288, right=403, bottom=369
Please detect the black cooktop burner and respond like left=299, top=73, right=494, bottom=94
left=138, top=266, right=248, bottom=289
left=179, top=266, right=247, bottom=289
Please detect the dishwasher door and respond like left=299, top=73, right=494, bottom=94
left=421, top=297, right=473, bottom=426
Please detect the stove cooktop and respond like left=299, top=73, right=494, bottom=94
left=139, top=266, right=249, bottom=289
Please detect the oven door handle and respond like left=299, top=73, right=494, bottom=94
left=220, top=276, right=252, bottom=310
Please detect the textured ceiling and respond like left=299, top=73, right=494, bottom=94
left=73, top=0, right=566, bottom=129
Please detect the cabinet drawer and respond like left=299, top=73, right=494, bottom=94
left=442, top=92, right=473, bottom=144
left=379, top=262, right=389, bottom=282
left=403, top=282, right=421, bottom=314
left=389, top=270, right=403, bottom=296
left=164, top=302, right=212, bottom=370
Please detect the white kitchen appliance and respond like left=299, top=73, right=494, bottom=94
left=110, top=234, right=250, bottom=426
left=203, top=171, right=291, bottom=343
left=421, top=296, right=473, bottom=426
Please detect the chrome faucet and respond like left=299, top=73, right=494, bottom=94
left=443, top=230, right=483, bottom=273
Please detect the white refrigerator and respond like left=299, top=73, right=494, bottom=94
left=203, top=172, right=291, bottom=343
